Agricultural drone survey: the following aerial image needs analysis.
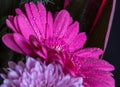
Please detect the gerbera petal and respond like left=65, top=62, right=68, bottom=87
left=69, top=32, right=87, bottom=51
left=73, top=57, right=114, bottom=71
left=13, top=16, right=21, bottom=33
left=84, top=78, right=110, bottom=87
left=2, top=34, right=24, bottom=54
left=34, top=44, right=48, bottom=59
left=29, top=35, right=40, bottom=49
left=82, top=70, right=114, bottom=87
left=8, top=15, right=14, bottom=21
left=46, top=12, right=54, bottom=39
left=17, top=15, right=36, bottom=40
left=64, top=21, right=79, bottom=44
left=6, top=19, right=17, bottom=32
left=29, top=2, right=45, bottom=38
left=37, top=2, right=46, bottom=31
left=25, top=3, right=42, bottom=40
left=54, top=10, right=72, bottom=38
left=29, top=35, right=47, bottom=59
left=13, top=33, right=33, bottom=55
left=75, top=48, right=103, bottom=58
left=15, top=8, right=24, bottom=15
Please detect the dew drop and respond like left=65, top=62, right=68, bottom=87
left=33, top=17, right=36, bottom=20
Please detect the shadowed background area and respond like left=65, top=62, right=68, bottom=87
left=104, top=0, right=120, bottom=87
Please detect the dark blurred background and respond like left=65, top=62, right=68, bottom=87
left=104, top=0, right=120, bottom=87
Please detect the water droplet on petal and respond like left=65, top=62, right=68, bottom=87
left=33, top=17, right=36, bottom=21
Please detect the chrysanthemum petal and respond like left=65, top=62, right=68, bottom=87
left=8, top=61, right=16, bottom=70
left=26, top=57, right=36, bottom=70
left=0, top=57, right=83, bottom=87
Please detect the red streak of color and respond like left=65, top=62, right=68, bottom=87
left=90, top=0, right=107, bottom=34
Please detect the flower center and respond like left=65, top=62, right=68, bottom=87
left=44, top=38, right=69, bottom=51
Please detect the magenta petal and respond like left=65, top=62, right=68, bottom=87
left=8, top=15, right=14, bottom=21
left=13, top=16, right=21, bottom=33
left=29, top=35, right=40, bottom=49
left=17, top=15, right=36, bottom=40
left=75, top=48, right=103, bottom=58
left=69, top=32, right=87, bottom=51
left=54, top=10, right=72, bottom=38
left=29, top=2, right=45, bottom=38
left=13, top=33, right=33, bottom=55
left=72, top=56, right=115, bottom=87
left=6, top=19, right=17, bottom=32
left=15, top=8, right=24, bottom=15
left=82, top=70, right=114, bottom=87
left=35, top=50, right=47, bottom=59
left=84, top=78, right=111, bottom=87
left=2, top=34, right=24, bottom=54
left=46, top=12, right=54, bottom=39
left=29, top=35, right=47, bottom=59
left=74, top=57, right=114, bottom=71
left=25, top=3, right=43, bottom=40
left=37, top=2, right=46, bottom=31
left=64, top=21, right=79, bottom=44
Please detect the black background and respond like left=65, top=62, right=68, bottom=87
left=104, top=0, right=120, bottom=87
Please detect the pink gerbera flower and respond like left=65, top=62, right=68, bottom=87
left=47, top=51, right=115, bottom=87
left=0, top=56, right=84, bottom=87
left=2, top=2, right=102, bottom=59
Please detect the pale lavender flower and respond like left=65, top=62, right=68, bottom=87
left=0, top=56, right=83, bottom=87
